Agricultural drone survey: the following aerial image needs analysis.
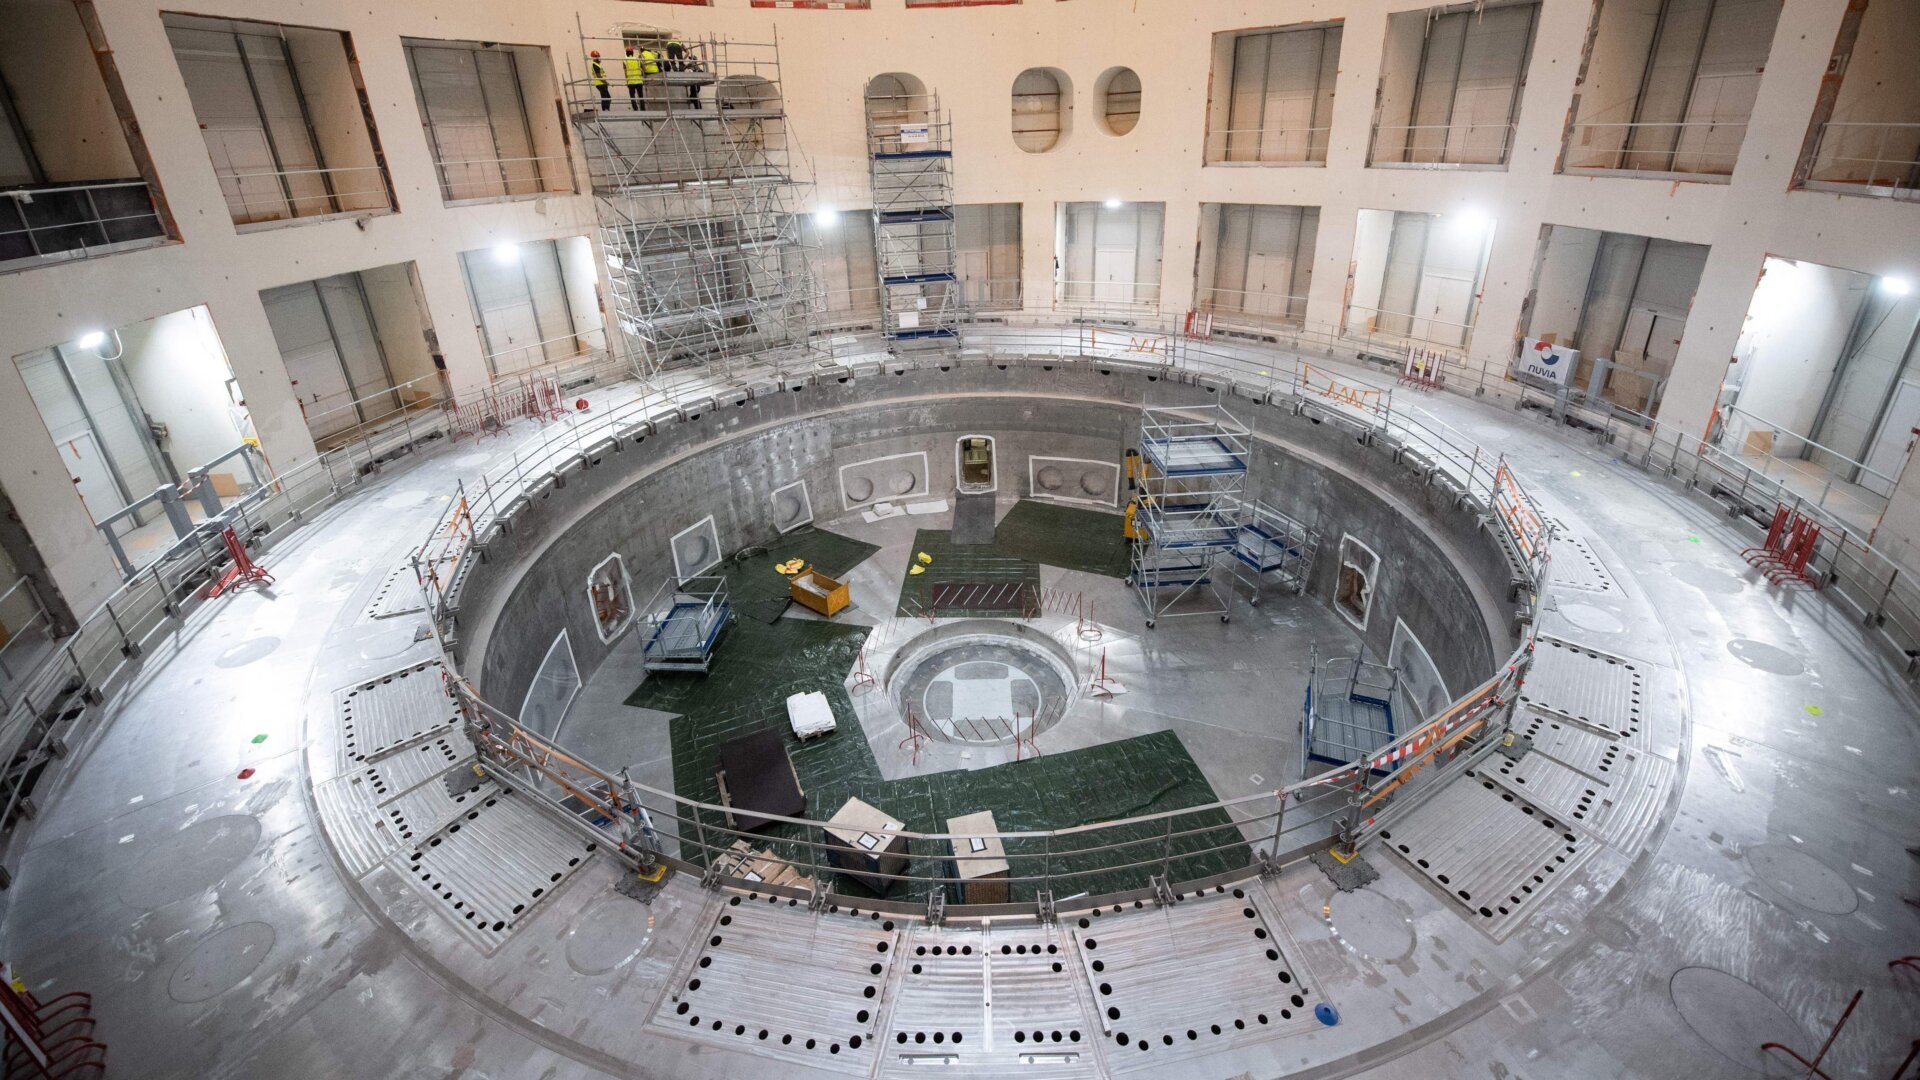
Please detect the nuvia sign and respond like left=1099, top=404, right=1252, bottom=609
left=1519, top=338, right=1578, bottom=387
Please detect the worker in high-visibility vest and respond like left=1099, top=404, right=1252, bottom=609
left=588, top=51, right=609, bottom=112
left=640, top=46, right=662, bottom=108
left=622, top=46, right=644, bottom=111
left=667, top=39, right=700, bottom=105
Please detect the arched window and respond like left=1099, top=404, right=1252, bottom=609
left=1011, top=69, right=1068, bottom=153
left=1098, top=68, right=1141, bottom=136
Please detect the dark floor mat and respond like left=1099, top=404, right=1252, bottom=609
left=894, top=530, right=1040, bottom=618
left=951, top=493, right=997, bottom=545
left=714, top=526, right=881, bottom=624
left=990, top=499, right=1132, bottom=578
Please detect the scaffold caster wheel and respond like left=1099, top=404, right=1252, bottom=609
left=1124, top=577, right=1134, bottom=588
left=1250, top=596, right=1261, bottom=607
left=1221, top=615, right=1231, bottom=624
left=1145, top=619, right=1155, bottom=629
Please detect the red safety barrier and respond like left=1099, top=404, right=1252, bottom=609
left=206, top=527, right=273, bottom=598
left=0, top=978, right=107, bottom=1078
left=1743, top=502, right=1822, bottom=588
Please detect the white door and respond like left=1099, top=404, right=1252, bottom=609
left=1093, top=247, right=1134, bottom=308
left=1416, top=274, right=1476, bottom=347
left=1861, top=380, right=1920, bottom=498
left=56, top=432, right=122, bottom=525
left=1675, top=72, right=1760, bottom=174
left=956, top=249, right=989, bottom=307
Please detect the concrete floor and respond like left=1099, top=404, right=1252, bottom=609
left=1, top=342, right=1916, bottom=1080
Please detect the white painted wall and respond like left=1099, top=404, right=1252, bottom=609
left=1727, top=258, right=1865, bottom=435
left=118, top=306, right=248, bottom=476
left=2, top=0, right=1919, bottom=615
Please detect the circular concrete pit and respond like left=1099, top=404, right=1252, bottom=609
left=886, top=621, right=1077, bottom=745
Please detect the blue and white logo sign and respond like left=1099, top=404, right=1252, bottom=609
left=1519, top=338, right=1578, bottom=387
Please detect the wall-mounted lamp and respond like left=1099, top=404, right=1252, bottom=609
left=1102, top=198, right=1123, bottom=210
left=1879, top=276, right=1912, bottom=297
left=492, top=242, right=520, bottom=264
left=813, top=207, right=840, bottom=228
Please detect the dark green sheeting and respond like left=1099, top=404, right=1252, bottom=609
left=990, top=500, right=1132, bottom=578
left=628, top=615, right=1246, bottom=901
left=893, top=530, right=1041, bottom=618
left=714, top=526, right=881, bottom=624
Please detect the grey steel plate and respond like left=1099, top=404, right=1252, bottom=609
left=357, top=730, right=476, bottom=800
left=383, top=773, right=495, bottom=847
left=1513, top=713, right=1627, bottom=780
left=878, top=926, right=1096, bottom=1077
left=1071, top=890, right=1323, bottom=1071
left=1517, top=637, right=1645, bottom=741
left=1547, top=532, right=1621, bottom=596
left=362, top=560, right=427, bottom=621
left=647, top=896, right=898, bottom=1072
left=336, top=660, right=462, bottom=764
left=1378, top=773, right=1595, bottom=941
left=312, top=772, right=395, bottom=879
left=399, top=788, right=599, bottom=953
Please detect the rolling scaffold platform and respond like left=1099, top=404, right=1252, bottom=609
left=1127, top=404, right=1252, bottom=628
left=1300, top=652, right=1402, bottom=779
left=639, top=575, right=734, bottom=674
left=1231, top=500, right=1319, bottom=605
left=864, top=83, right=959, bottom=356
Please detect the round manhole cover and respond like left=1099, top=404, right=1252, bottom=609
left=566, top=894, right=654, bottom=975
left=1746, top=844, right=1856, bottom=914
left=170, top=921, right=276, bottom=1003
left=1669, top=966, right=1804, bottom=1072
left=119, top=815, right=263, bottom=910
left=1557, top=603, right=1624, bottom=634
left=1326, top=888, right=1414, bottom=961
left=1726, top=639, right=1805, bottom=677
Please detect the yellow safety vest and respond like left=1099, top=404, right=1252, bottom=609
left=590, top=58, right=606, bottom=87
left=624, top=55, right=643, bottom=85
left=641, top=49, right=660, bottom=76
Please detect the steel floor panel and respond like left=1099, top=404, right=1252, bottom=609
left=1546, top=532, right=1621, bottom=595
left=1516, top=637, right=1645, bottom=741
left=878, top=926, right=1097, bottom=1078
left=399, top=788, right=599, bottom=953
left=647, top=896, right=900, bottom=1073
left=1513, top=713, right=1627, bottom=780
left=362, top=560, right=428, bottom=621
left=336, top=660, right=462, bottom=764
left=1485, top=749, right=1675, bottom=853
left=383, top=773, right=495, bottom=847
left=1071, top=890, right=1322, bottom=1071
left=312, top=772, right=395, bottom=878
left=1378, top=773, right=1594, bottom=941
left=357, top=730, right=476, bottom=800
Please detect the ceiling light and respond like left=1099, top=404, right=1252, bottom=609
left=813, top=207, right=840, bottom=228
left=1103, top=198, right=1123, bottom=210
left=1880, top=276, right=1912, bottom=296
left=492, top=242, right=520, bottom=264
left=76, top=330, right=106, bottom=350
left=1450, top=210, right=1491, bottom=236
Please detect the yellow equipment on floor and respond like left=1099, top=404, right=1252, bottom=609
left=789, top=567, right=850, bottom=617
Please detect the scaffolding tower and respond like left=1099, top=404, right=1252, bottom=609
left=864, top=83, right=959, bottom=354
left=1127, top=404, right=1252, bottom=627
left=572, top=32, right=816, bottom=380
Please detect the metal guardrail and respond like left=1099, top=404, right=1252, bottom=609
left=412, top=317, right=1554, bottom=912
left=0, top=179, right=168, bottom=272
left=1369, top=122, right=1516, bottom=168
left=1203, top=125, right=1332, bottom=165
left=1563, top=120, right=1747, bottom=176
left=1804, top=121, right=1920, bottom=201
left=1517, top=381, right=1920, bottom=675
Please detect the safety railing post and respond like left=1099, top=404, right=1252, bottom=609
left=1266, top=793, right=1287, bottom=859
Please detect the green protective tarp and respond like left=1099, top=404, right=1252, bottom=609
left=893, top=530, right=1041, bottom=619
left=990, top=500, right=1132, bottom=578
left=715, top=526, right=881, bottom=624
left=629, top=615, right=1246, bottom=901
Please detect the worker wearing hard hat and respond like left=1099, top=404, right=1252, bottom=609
left=588, top=50, right=609, bottom=112
left=640, top=45, right=663, bottom=109
left=623, top=46, right=644, bottom=111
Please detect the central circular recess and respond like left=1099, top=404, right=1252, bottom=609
left=887, top=621, right=1077, bottom=745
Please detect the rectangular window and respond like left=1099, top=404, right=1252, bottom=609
left=1208, top=24, right=1341, bottom=164
left=459, top=239, right=583, bottom=376
left=1057, top=202, right=1164, bottom=313
left=1566, top=0, right=1781, bottom=178
left=1371, top=3, right=1539, bottom=168
left=262, top=274, right=400, bottom=441
left=1347, top=209, right=1496, bottom=351
left=1793, top=0, right=1920, bottom=200
left=163, top=13, right=392, bottom=227
left=1198, top=204, right=1318, bottom=326
left=406, top=42, right=558, bottom=202
left=954, top=203, right=1021, bottom=310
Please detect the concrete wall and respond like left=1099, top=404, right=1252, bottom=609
left=458, top=366, right=1511, bottom=725
left=0, top=0, right=138, bottom=182
left=117, top=306, right=247, bottom=474
left=1729, top=257, right=1866, bottom=433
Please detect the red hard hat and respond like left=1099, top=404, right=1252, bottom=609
left=590, top=50, right=600, bottom=57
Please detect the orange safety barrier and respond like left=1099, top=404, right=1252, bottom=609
left=1301, top=364, right=1385, bottom=411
